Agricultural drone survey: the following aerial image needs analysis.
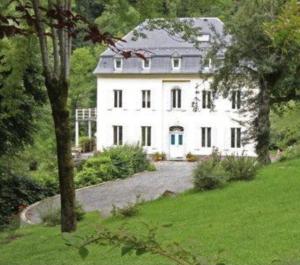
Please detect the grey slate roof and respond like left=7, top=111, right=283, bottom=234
left=94, top=17, right=226, bottom=75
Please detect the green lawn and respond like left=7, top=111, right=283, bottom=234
left=1, top=159, right=300, bottom=265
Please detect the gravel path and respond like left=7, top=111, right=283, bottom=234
left=23, top=161, right=195, bottom=224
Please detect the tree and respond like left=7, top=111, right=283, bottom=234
left=0, top=0, right=146, bottom=232
left=211, top=0, right=300, bottom=164
left=0, top=37, right=45, bottom=157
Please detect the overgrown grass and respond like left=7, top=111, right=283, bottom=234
left=1, top=159, right=300, bottom=265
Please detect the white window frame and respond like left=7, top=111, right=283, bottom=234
left=143, top=58, right=151, bottom=70
left=114, top=58, right=123, bottom=70
left=113, top=125, right=123, bottom=145
left=231, top=127, right=242, bottom=148
left=142, top=90, right=151, bottom=108
left=141, top=126, right=151, bottom=147
left=172, top=58, right=181, bottom=70
left=201, top=127, right=212, bottom=148
left=202, top=90, right=212, bottom=109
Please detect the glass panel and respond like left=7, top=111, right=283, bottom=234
left=172, top=90, right=176, bottom=108
left=237, top=90, right=241, bottom=109
left=142, top=91, right=146, bottom=108
left=237, top=128, right=241, bottom=148
left=114, top=91, right=118, bottom=108
left=147, top=127, right=151, bottom=146
left=119, top=126, right=123, bottom=145
left=207, top=128, right=211, bottom=147
left=207, top=91, right=211, bottom=109
left=147, top=90, right=151, bottom=108
left=201, top=127, right=206, bottom=147
left=202, top=91, right=206, bottom=108
left=178, top=134, right=183, bottom=145
left=141, top=127, right=145, bottom=146
left=178, top=89, right=181, bottom=108
left=231, top=128, right=235, bottom=148
left=119, top=91, right=122, bottom=108
left=113, top=126, right=117, bottom=145
left=232, top=91, right=236, bottom=109
left=171, top=134, right=176, bottom=145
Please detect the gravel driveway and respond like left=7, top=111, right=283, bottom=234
left=22, top=161, right=195, bottom=224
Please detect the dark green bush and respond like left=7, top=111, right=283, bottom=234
left=75, top=145, right=149, bottom=187
left=0, top=171, right=55, bottom=229
left=193, top=160, right=225, bottom=191
left=222, top=155, right=258, bottom=181
left=111, top=203, right=139, bottom=218
left=79, top=137, right=95, bottom=153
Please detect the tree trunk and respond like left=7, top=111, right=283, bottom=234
left=256, top=78, right=271, bottom=165
left=46, top=77, right=76, bottom=232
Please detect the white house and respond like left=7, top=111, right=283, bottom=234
left=93, top=18, right=256, bottom=160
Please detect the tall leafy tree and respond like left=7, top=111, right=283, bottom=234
left=211, top=0, right=300, bottom=164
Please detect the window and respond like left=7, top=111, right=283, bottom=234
left=203, top=58, right=212, bottom=69
left=143, top=58, right=151, bottom=69
left=113, top=126, right=123, bottom=145
left=171, top=88, right=181, bottom=109
left=202, top=90, right=211, bottom=109
left=197, top=34, right=210, bottom=42
left=201, top=127, right=211, bottom=147
left=232, top=90, right=241, bottom=109
left=142, top=90, right=151, bottom=108
left=141, top=126, right=151, bottom=146
left=231, top=128, right=241, bottom=148
left=114, top=58, right=122, bottom=70
left=114, top=90, right=122, bottom=108
left=172, top=58, right=181, bottom=70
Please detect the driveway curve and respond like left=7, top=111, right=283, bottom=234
left=22, top=161, right=195, bottom=224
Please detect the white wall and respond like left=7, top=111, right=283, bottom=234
left=96, top=75, right=256, bottom=159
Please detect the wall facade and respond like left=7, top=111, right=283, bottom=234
left=96, top=74, right=256, bottom=159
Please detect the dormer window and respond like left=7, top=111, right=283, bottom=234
left=143, top=58, right=151, bottom=69
left=197, top=34, right=210, bottom=42
left=172, top=58, right=181, bottom=70
left=114, top=58, right=122, bottom=70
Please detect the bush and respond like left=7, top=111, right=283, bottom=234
left=152, top=152, right=166, bottom=161
left=79, top=137, right=95, bottom=153
left=76, top=145, right=150, bottom=187
left=279, top=144, right=300, bottom=162
left=40, top=201, right=85, bottom=227
left=193, top=160, right=225, bottom=191
left=0, top=171, right=55, bottom=229
left=111, top=203, right=139, bottom=218
left=147, top=163, right=156, bottom=171
left=186, top=152, right=198, bottom=162
left=222, top=155, right=258, bottom=181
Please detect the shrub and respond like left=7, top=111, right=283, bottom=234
left=79, top=137, right=95, bottom=153
left=222, top=154, right=258, bottom=181
left=111, top=203, right=139, bottom=218
left=0, top=171, right=55, bottom=229
left=152, top=152, right=166, bottom=161
left=279, top=144, right=300, bottom=162
left=75, top=145, right=150, bottom=187
left=40, top=201, right=85, bottom=226
left=193, top=160, right=225, bottom=191
left=147, top=163, right=156, bottom=171
left=186, top=152, right=198, bottom=162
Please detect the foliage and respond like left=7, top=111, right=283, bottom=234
left=67, top=223, right=210, bottom=265
left=111, top=203, right=140, bottom=218
left=75, top=145, right=149, bottom=187
left=2, top=158, right=300, bottom=264
left=0, top=170, right=55, bottom=229
left=79, top=137, right=96, bottom=153
left=146, top=163, right=156, bottom=171
left=278, top=144, right=300, bottom=162
left=152, top=152, right=166, bottom=161
left=210, top=0, right=300, bottom=164
left=222, top=154, right=258, bottom=181
left=0, top=38, right=45, bottom=157
left=40, top=201, right=85, bottom=227
left=193, top=160, right=226, bottom=191
left=185, top=152, right=198, bottom=162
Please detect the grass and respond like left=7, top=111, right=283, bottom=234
left=1, top=158, right=300, bottom=265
